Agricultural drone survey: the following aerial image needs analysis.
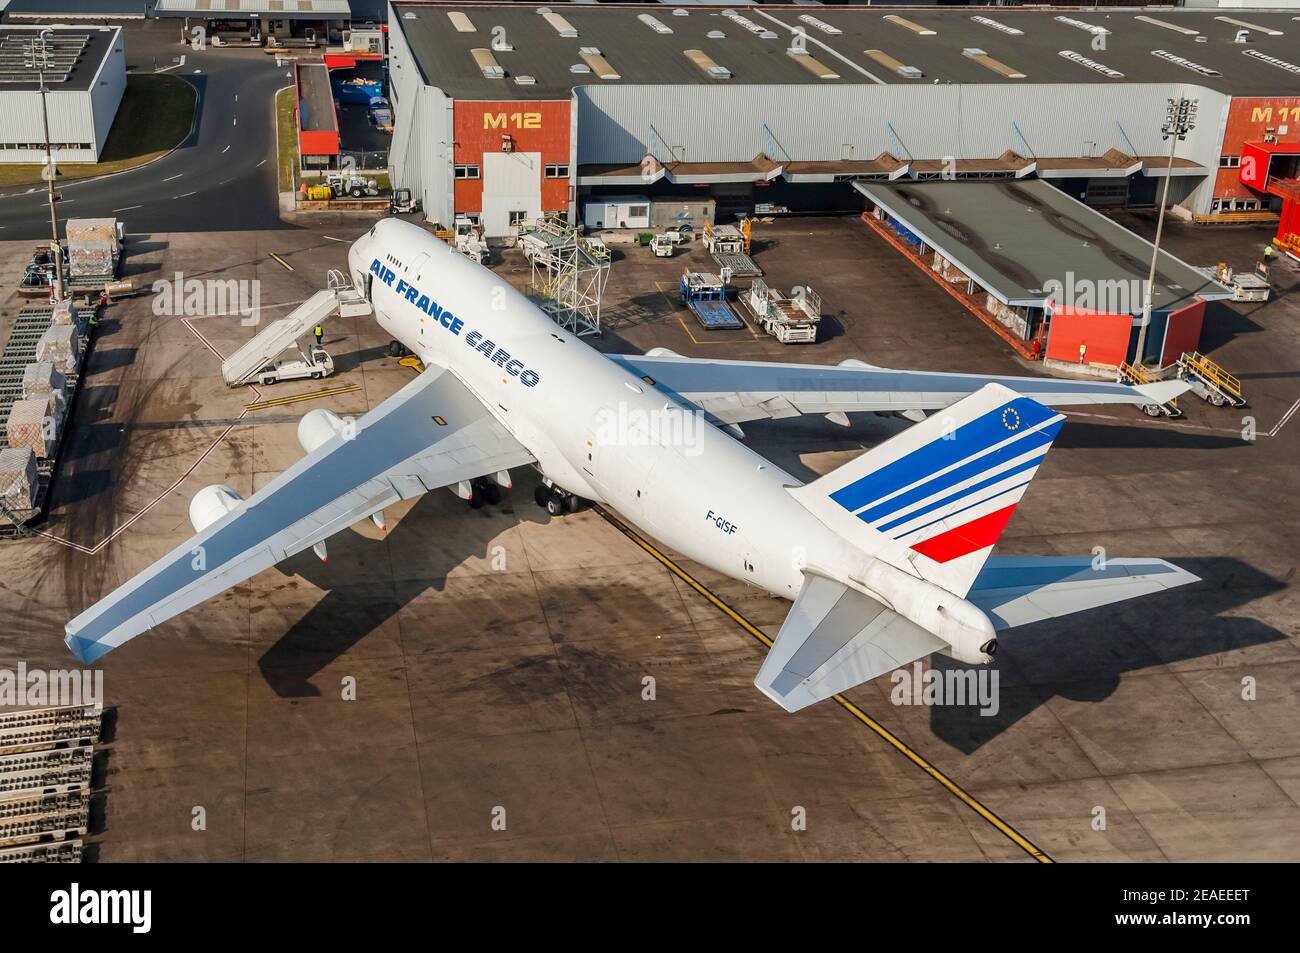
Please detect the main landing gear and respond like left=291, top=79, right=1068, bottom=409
left=467, top=476, right=503, bottom=509
left=534, top=481, right=583, bottom=517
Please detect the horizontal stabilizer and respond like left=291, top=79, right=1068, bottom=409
left=969, top=556, right=1200, bottom=630
left=755, top=570, right=947, bottom=713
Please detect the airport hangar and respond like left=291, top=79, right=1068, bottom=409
left=385, top=3, right=1300, bottom=241
left=0, top=23, right=125, bottom=164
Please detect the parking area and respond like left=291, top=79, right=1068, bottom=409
left=0, top=211, right=1296, bottom=861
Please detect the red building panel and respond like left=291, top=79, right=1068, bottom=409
left=1160, top=300, right=1205, bottom=368
left=1215, top=96, right=1300, bottom=203
left=1045, top=306, right=1132, bottom=369
left=452, top=100, right=570, bottom=215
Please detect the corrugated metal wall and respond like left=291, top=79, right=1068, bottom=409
left=0, top=89, right=100, bottom=163
left=388, top=8, right=453, bottom=226
left=574, top=82, right=1228, bottom=213
left=88, top=28, right=126, bottom=156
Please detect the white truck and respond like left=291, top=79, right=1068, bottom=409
left=742, top=279, right=821, bottom=344
left=650, top=234, right=675, bottom=257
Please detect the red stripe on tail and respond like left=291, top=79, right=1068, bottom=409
left=910, top=504, right=1018, bottom=564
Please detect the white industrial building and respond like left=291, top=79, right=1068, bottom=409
left=0, top=24, right=126, bottom=165
left=385, top=3, right=1300, bottom=236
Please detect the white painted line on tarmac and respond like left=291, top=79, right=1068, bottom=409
left=256, top=159, right=267, bottom=167
left=162, top=173, right=183, bottom=182
left=1269, top=396, right=1300, bottom=436
left=112, top=205, right=142, bottom=212
left=174, top=191, right=196, bottom=199
left=221, top=145, right=230, bottom=153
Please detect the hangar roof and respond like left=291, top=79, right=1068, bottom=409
left=391, top=3, right=1300, bottom=100
left=0, top=25, right=119, bottom=94
left=854, top=179, right=1230, bottom=310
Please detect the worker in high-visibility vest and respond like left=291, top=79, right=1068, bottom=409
left=313, top=324, right=323, bottom=346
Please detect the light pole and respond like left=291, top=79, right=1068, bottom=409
left=25, top=29, right=65, bottom=304
left=1134, top=95, right=1197, bottom=366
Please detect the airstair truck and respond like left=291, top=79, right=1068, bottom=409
left=221, top=271, right=371, bottom=387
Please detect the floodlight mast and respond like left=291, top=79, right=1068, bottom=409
left=1134, top=96, right=1197, bottom=366
left=25, top=28, right=65, bottom=303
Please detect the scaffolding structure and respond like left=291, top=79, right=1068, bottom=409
left=519, top=217, right=610, bottom=337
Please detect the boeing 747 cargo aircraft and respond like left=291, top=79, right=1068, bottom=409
left=65, top=219, right=1197, bottom=711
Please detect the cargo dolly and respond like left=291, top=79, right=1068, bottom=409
left=680, top=271, right=744, bottom=330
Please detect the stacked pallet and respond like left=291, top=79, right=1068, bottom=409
left=21, top=361, right=66, bottom=416
left=35, top=325, right=80, bottom=375
left=0, top=447, right=37, bottom=511
left=66, top=218, right=120, bottom=282
left=6, top=394, right=61, bottom=458
left=0, top=706, right=101, bottom=862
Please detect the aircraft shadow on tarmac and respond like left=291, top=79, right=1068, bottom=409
left=256, top=476, right=553, bottom=698
left=926, top=557, right=1288, bottom=753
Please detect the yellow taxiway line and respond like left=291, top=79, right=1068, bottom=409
left=243, top=382, right=360, bottom=411
left=594, top=503, right=1054, bottom=864
left=268, top=252, right=295, bottom=272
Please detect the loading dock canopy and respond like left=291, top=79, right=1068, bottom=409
left=153, top=0, right=352, bottom=18
left=855, top=179, right=1231, bottom=310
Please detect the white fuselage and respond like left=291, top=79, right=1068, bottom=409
left=349, top=219, right=867, bottom=600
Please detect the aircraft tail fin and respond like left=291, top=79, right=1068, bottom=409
left=789, top=383, right=1064, bottom=597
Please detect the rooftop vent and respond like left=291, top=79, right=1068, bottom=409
left=787, top=50, right=841, bottom=80
left=638, top=13, right=672, bottom=35
left=883, top=15, right=936, bottom=37
left=672, top=8, right=689, bottom=17
left=864, top=49, right=923, bottom=79
left=685, top=48, right=731, bottom=79
left=798, top=14, right=842, bottom=36
left=1216, top=15, right=1283, bottom=36
left=962, top=48, right=1026, bottom=79
left=1059, top=50, right=1124, bottom=78
left=970, top=16, right=1022, bottom=37
left=1135, top=15, right=1198, bottom=37
left=447, top=11, right=475, bottom=33
left=1242, top=48, right=1300, bottom=75
left=569, top=63, right=591, bottom=74
left=579, top=47, right=621, bottom=80
left=515, top=75, right=536, bottom=86
left=539, top=9, right=578, bottom=38
left=1054, top=15, right=1110, bottom=37
left=707, top=30, right=726, bottom=40
left=470, top=48, right=505, bottom=80
left=401, top=10, right=415, bottom=19
left=722, top=10, right=777, bottom=39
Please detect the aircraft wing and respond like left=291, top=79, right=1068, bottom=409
left=755, top=570, right=948, bottom=713
left=607, top=353, right=1186, bottom=425
left=65, top=366, right=534, bottom=664
left=968, top=556, right=1200, bottom=631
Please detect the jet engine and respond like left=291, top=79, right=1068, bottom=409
left=297, top=409, right=349, bottom=455
left=189, top=485, right=244, bottom=533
